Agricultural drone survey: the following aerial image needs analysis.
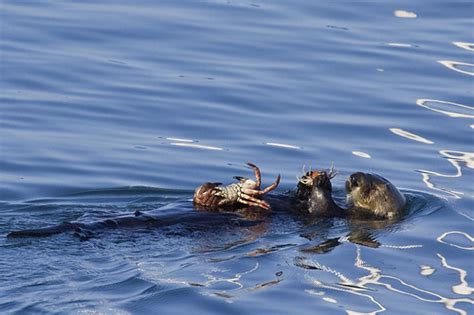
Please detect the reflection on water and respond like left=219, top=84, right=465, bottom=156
left=389, top=128, right=434, bottom=144
left=420, top=265, right=435, bottom=276
left=307, top=239, right=473, bottom=315
left=437, top=253, right=474, bottom=296
left=453, top=42, right=474, bottom=52
left=438, top=61, right=474, bottom=76
left=416, top=99, right=474, bottom=119
left=441, top=151, right=474, bottom=169
left=437, top=231, right=474, bottom=250
left=169, top=142, right=225, bottom=151
left=161, top=135, right=226, bottom=151
left=201, top=262, right=260, bottom=291
left=165, top=137, right=195, bottom=143
left=352, top=151, right=371, bottom=159
left=264, top=142, right=301, bottom=150
left=386, top=43, right=412, bottom=48
left=393, top=10, right=417, bottom=18
left=418, top=150, right=473, bottom=199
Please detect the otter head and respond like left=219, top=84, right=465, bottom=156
left=345, top=172, right=372, bottom=203
left=346, top=172, right=405, bottom=219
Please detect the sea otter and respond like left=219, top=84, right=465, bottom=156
left=296, top=170, right=406, bottom=220
left=7, top=166, right=405, bottom=239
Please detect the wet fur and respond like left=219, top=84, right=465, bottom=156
left=346, top=172, right=405, bottom=219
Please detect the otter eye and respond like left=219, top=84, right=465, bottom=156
left=350, top=176, right=358, bottom=187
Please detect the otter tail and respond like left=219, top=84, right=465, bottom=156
left=7, top=222, right=79, bottom=238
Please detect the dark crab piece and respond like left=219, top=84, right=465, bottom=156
left=193, top=162, right=281, bottom=210
left=295, top=166, right=338, bottom=207
left=296, top=165, right=337, bottom=191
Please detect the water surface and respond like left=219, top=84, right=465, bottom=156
left=1, top=1, right=473, bottom=314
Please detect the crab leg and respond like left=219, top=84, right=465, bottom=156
left=259, top=174, right=281, bottom=194
left=247, top=162, right=261, bottom=188
left=240, top=174, right=281, bottom=196
left=237, top=195, right=271, bottom=210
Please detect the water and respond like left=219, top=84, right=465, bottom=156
left=1, top=1, right=473, bottom=314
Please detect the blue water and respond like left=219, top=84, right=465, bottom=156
left=1, top=1, right=473, bottom=314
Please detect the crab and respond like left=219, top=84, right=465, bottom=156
left=193, top=162, right=281, bottom=210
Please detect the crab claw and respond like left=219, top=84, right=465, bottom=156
left=275, top=174, right=281, bottom=186
left=246, top=162, right=262, bottom=187
left=259, top=174, right=280, bottom=194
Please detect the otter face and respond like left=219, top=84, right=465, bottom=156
left=345, top=172, right=372, bottom=204
left=346, top=172, right=405, bottom=219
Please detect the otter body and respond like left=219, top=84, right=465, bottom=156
left=6, top=207, right=259, bottom=239
left=8, top=168, right=406, bottom=239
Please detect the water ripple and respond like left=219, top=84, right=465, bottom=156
left=416, top=99, right=474, bottom=119
left=438, top=60, right=474, bottom=76
left=352, top=151, right=371, bottom=159
left=437, top=231, right=474, bottom=251
left=389, top=128, right=434, bottom=144
left=169, top=142, right=225, bottom=151
left=394, top=10, right=417, bottom=18
left=264, top=142, right=301, bottom=149
left=452, top=42, right=474, bottom=52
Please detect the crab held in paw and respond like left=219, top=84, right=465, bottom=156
left=193, top=162, right=280, bottom=211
